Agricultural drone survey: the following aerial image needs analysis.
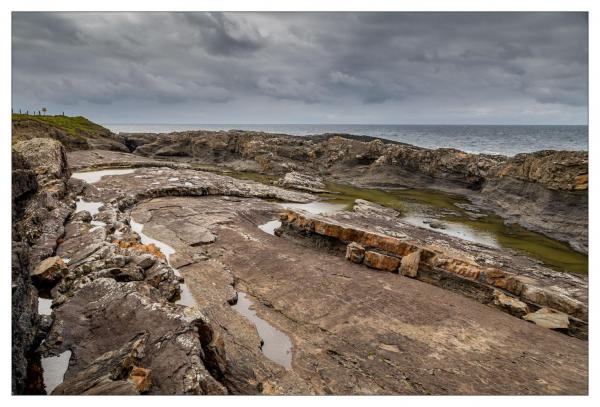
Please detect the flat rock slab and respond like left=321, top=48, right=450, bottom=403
left=133, top=195, right=588, bottom=395
left=80, top=166, right=313, bottom=207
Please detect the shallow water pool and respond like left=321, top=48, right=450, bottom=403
left=232, top=292, right=293, bottom=369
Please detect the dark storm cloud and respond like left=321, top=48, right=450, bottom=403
left=11, top=12, right=588, bottom=123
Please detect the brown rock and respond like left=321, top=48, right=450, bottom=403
left=523, top=307, right=570, bottom=330
left=345, top=242, right=365, bottom=263
left=30, top=256, right=67, bottom=286
left=492, top=290, right=529, bottom=318
left=128, top=366, right=152, bottom=393
left=115, top=239, right=165, bottom=259
left=364, top=251, right=401, bottom=272
left=276, top=171, right=328, bottom=193
left=521, top=285, right=587, bottom=320
left=53, top=336, right=147, bottom=395
left=400, top=250, right=421, bottom=278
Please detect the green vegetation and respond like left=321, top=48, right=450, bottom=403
left=321, top=182, right=588, bottom=274
left=453, top=214, right=588, bottom=274
left=12, top=113, right=111, bottom=139
left=186, top=167, right=589, bottom=275
left=191, top=163, right=280, bottom=184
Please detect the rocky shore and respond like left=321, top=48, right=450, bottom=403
left=11, top=117, right=588, bottom=395
left=124, top=130, right=588, bottom=253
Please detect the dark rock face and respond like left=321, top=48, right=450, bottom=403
left=12, top=139, right=75, bottom=267
left=53, top=335, right=148, bottom=395
left=11, top=140, right=74, bottom=394
left=43, top=279, right=227, bottom=395
left=11, top=151, right=38, bottom=394
left=11, top=241, right=38, bottom=394
left=480, top=150, right=588, bottom=253
left=125, top=131, right=588, bottom=251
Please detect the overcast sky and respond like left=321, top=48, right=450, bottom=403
left=12, top=12, right=588, bottom=125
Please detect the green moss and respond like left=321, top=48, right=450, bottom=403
left=319, top=183, right=406, bottom=211
left=193, top=168, right=588, bottom=275
left=191, top=164, right=280, bottom=184
left=12, top=114, right=110, bottom=140
left=449, top=214, right=588, bottom=274
left=320, top=182, right=587, bottom=274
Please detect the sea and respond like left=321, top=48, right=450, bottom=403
left=102, top=124, right=588, bottom=157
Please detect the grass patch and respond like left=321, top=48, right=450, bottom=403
left=12, top=114, right=111, bottom=139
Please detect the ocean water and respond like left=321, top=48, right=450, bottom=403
left=103, top=123, right=588, bottom=156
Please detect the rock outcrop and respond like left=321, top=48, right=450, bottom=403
left=479, top=150, right=588, bottom=253
left=124, top=130, right=587, bottom=252
left=11, top=139, right=75, bottom=394
left=276, top=171, right=328, bottom=193
left=12, top=121, right=588, bottom=395
left=276, top=203, right=587, bottom=339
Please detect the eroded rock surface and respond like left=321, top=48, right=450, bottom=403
left=276, top=200, right=587, bottom=338
left=12, top=134, right=588, bottom=395
left=119, top=131, right=587, bottom=251
left=12, top=139, right=78, bottom=394
left=276, top=171, right=328, bottom=193
left=129, top=194, right=588, bottom=394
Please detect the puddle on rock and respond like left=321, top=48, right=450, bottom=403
left=129, top=218, right=197, bottom=307
left=320, top=182, right=588, bottom=274
left=258, top=220, right=282, bottom=236
left=38, top=297, right=53, bottom=316
left=71, top=168, right=136, bottom=184
left=232, top=292, right=293, bottom=370
left=41, top=350, right=71, bottom=394
left=75, top=198, right=103, bottom=216
left=402, top=214, right=500, bottom=248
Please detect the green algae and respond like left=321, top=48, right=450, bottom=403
left=450, top=214, right=588, bottom=274
left=191, top=164, right=279, bottom=184
left=201, top=168, right=588, bottom=274
left=320, top=182, right=587, bottom=274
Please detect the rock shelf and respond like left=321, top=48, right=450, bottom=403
left=276, top=204, right=587, bottom=339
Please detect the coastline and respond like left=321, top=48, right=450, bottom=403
left=11, top=116, right=589, bottom=395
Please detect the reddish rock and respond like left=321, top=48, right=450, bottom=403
left=363, top=251, right=401, bottom=272
left=30, top=256, right=67, bottom=286
left=129, top=366, right=152, bottom=393
left=345, top=242, right=365, bottom=264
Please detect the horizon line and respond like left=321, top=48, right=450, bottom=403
left=100, top=122, right=589, bottom=126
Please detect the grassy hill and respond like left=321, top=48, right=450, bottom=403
left=12, top=114, right=128, bottom=152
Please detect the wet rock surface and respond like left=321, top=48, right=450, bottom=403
left=120, top=131, right=587, bottom=251
left=11, top=139, right=78, bottom=394
left=12, top=134, right=588, bottom=395
left=130, top=194, right=587, bottom=394
left=277, top=200, right=587, bottom=334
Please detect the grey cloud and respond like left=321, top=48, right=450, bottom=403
left=11, top=12, right=588, bottom=124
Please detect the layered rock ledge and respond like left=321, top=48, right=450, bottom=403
left=276, top=201, right=587, bottom=339
left=121, top=130, right=588, bottom=252
left=12, top=132, right=588, bottom=395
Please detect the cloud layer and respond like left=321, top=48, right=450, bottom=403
left=12, top=12, right=588, bottom=124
